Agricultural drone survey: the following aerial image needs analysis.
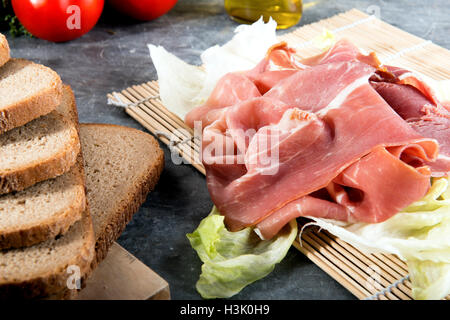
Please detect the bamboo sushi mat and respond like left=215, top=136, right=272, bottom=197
left=107, top=9, right=450, bottom=300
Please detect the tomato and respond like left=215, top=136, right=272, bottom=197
left=12, top=0, right=104, bottom=42
left=108, top=0, right=177, bottom=21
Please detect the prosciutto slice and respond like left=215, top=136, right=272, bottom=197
left=371, top=67, right=450, bottom=177
left=185, top=73, right=261, bottom=129
left=245, top=42, right=302, bottom=94
left=185, top=42, right=301, bottom=129
left=300, top=38, right=381, bottom=67
left=188, top=39, right=444, bottom=239
left=205, top=81, right=437, bottom=235
left=255, top=145, right=433, bottom=239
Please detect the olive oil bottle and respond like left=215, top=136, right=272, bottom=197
left=224, top=0, right=303, bottom=29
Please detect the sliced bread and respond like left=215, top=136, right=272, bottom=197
left=0, top=123, right=163, bottom=299
left=0, top=33, right=9, bottom=67
left=0, top=58, right=62, bottom=133
left=0, top=86, right=85, bottom=249
left=80, top=124, right=164, bottom=265
left=0, top=85, right=80, bottom=195
left=0, top=162, right=86, bottom=250
left=0, top=159, right=95, bottom=299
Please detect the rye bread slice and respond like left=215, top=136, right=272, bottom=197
left=52, top=124, right=164, bottom=299
left=0, top=85, right=85, bottom=249
left=0, top=158, right=95, bottom=299
left=80, top=124, right=164, bottom=265
left=0, top=58, right=62, bottom=133
left=0, top=162, right=87, bottom=250
left=0, top=85, right=80, bottom=195
left=0, top=33, right=10, bottom=68
left=0, top=124, right=163, bottom=299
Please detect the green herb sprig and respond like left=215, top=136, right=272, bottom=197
left=1, top=0, right=32, bottom=37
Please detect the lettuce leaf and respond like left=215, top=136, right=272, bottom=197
left=306, top=177, right=450, bottom=300
left=148, top=17, right=277, bottom=120
left=408, top=259, right=450, bottom=300
left=187, top=206, right=298, bottom=299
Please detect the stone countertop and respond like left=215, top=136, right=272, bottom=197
left=5, top=0, right=449, bottom=300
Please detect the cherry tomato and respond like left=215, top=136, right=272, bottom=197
left=12, top=0, right=104, bottom=42
left=108, top=0, right=177, bottom=21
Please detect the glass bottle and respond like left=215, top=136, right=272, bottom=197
left=224, top=0, right=303, bottom=29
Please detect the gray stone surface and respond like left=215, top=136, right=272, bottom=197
left=4, top=0, right=449, bottom=300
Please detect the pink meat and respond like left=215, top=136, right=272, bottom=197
left=203, top=68, right=437, bottom=232
left=300, top=38, right=381, bottom=67
left=256, top=146, right=432, bottom=239
left=187, top=39, right=444, bottom=239
left=185, top=73, right=261, bottom=129
left=371, top=72, right=450, bottom=177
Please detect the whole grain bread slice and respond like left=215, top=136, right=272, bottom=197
left=80, top=124, right=164, bottom=265
left=0, top=158, right=95, bottom=299
left=0, top=85, right=80, bottom=195
left=0, top=85, right=93, bottom=297
left=0, top=85, right=85, bottom=249
left=0, top=123, right=163, bottom=299
left=0, top=58, right=62, bottom=133
left=49, top=123, right=164, bottom=299
left=0, top=33, right=10, bottom=68
left=0, top=162, right=87, bottom=250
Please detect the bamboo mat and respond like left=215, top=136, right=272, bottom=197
left=107, top=9, right=450, bottom=300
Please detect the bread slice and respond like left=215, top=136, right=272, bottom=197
left=0, top=85, right=93, bottom=298
left=0, top=85, right=80, bottom=195
left=0, top=33, right=10, bottom=68
left=0, top=58, right=62, bottom=133
left=80, top=124, right=164, bottom=265
left=0, top=124, right=163, bottom=298
left=0, top=157, right=95, bottom=299
left=0, top=86, right=85, bottom=249
left=0, top=163, right=86, bottom=250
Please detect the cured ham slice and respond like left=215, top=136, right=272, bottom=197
left=187, top=39, right=445, bottom=240
left=301, top=38, right=381, bottom=67
left=185, top=73, right=261, bottom=128
left=256, top=146, right=433, bottom=240
left=372, top=66, right=441, bottom=105
left=371, top=69, right=450, bottom=177
left=185, top=42, right=300, bottom=129
left=245, top=42, right=301, bottom=94
left=265, top=60, right=375, bottom=112
left=204, top=78, right=437, bottom=233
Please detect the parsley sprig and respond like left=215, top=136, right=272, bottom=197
left=1, top=0, right=32, bottom=37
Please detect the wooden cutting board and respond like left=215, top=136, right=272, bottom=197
left=77, top=242, right=170, bottom=300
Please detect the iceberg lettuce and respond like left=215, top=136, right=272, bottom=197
left=187, top=206, right=297, bottom=299
left=306, top=177, right=450, bottom=300
left=148, top=17, right=277, bottom=120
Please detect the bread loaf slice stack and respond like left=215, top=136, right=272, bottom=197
left=0, top=33, right=165, bottom=299
left=0, top=33, right=95, bottom=298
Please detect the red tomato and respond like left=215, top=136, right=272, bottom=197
left=108, top=0, right=177, bottom=21
left=12, top=0, right=104, bottom=42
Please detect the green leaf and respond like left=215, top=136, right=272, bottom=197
left=187, top=207, right=298, bottom=299
left=307, top=177, right=450, bottom=300
left=0, top=0, right=32, bottom=37
left=408, top=259, right=450, bottom=300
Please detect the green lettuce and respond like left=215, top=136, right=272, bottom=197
left=307, top=177, right=450, bottom=300
left=187, top=206, right=298, bottom=299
